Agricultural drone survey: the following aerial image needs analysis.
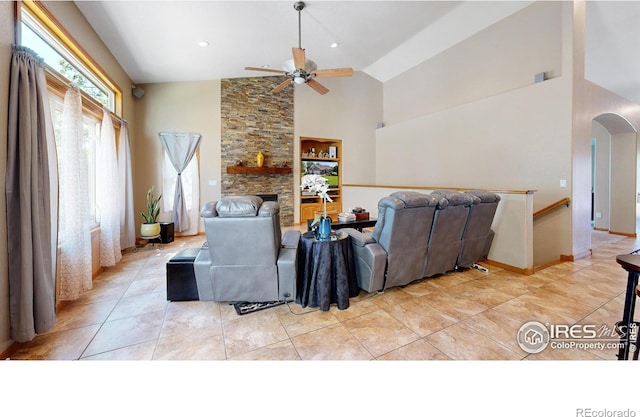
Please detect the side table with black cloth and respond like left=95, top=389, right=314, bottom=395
left=296, top=231, right=359, bottom=311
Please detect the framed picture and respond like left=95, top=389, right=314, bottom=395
left=328, top=146, right=337, bottom=159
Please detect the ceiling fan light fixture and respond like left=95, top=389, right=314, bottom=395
left=244, top=1, right=353, bottom=95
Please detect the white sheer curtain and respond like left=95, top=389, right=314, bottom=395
left=97, top=109, right=122, bottom=266
left=159, top=132, right=201, bottom=234
left=58, top=87, right=92, bottom=300
left=118, top=121, right=136, bottom=249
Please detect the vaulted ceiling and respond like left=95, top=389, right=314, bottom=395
left=74, top=1, right=640, bottom=105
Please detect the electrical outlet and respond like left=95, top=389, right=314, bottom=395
left=208, top=180, right=217, bottom=186
left=559, top=179, right=567, bottom=188
left=596, top=212, right=602, bottom=219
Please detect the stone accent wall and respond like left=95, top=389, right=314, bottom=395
left=221, top=77, right=295, bottom=225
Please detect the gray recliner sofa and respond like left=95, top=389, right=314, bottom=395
left=344, top=189, right=501, bottom=293
left=193, top=195, right=300, bottom=302
left=342, top=192, right=440, bottom=292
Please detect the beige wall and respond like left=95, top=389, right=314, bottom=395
left=383, top=1, right=563, bottom=126
left=0, top=1, right=13, bottom=353
left=132, top=80, right=222, bottom=233
left=593, top=121, right=611, bottom=230
left=610, top=131, right=638, bottom=235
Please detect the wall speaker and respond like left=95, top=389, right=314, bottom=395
left=132, top=86, right=145, bottom=99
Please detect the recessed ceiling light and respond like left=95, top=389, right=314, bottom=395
left=330, top=42, right=339, bottom=48
left=198, top=41, right=209, bottom=47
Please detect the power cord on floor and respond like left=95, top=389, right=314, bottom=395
left=284, top=298, right=319, bottom=315
left=282, top=289, right=380, bottom=315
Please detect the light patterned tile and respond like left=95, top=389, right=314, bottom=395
left=223, top=311, right=289, bottom=358
left=10, top=325, right=101, bottom=360
left=107, top=291, right=169, bottom=321
left=82, top=311, right=165, bottom=357
left=153, top=330, right=226, bottom=360
left=230, top=340, right=301, bottom=360
left=426, top=323, right=524, bottom=360
left=384, top=297, right=458, bottom=337
left=343, top=310, right=420, bottom=357
left=377, top=338, right=450, bottom=360
left=82, top=341, right=156, bottom=360
left=291, top=323, right=373, bottom=360
left=276, top=308, right=339, bottom=338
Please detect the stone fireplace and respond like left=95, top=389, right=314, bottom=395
left=220, top=77, right=294, bottom=225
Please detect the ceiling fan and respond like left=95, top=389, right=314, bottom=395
left=244, top=1, right=353, bottom=95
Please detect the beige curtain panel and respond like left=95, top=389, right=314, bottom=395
left=6, top=45, right=59, bottom=342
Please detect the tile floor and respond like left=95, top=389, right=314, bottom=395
left=6, top=229, right=640, bottom=361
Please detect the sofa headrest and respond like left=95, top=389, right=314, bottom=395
left=465, top=190, right=501, bottom=203
left=258, top=201, right=280, bottom=217
left=388, top=191, right=439, bottom=208
left=215, top=195, right=264, bottom=217
left=431, top=190, right=477, bottom=207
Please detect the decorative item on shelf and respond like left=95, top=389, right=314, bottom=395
left=352, top=206, right=370, bottom=220
left=301, top=174, right=333, bottom=240
left=256, top=151, right=264, bottom=168
left=235, top=160, right=244, bottom=166
left=140, top=185, right=162, bottom=238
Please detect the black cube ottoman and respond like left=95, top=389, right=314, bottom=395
left=166, top=247, right=200, bottom=301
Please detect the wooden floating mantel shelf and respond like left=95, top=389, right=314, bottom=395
left=226, top=166, right=292, bottom=175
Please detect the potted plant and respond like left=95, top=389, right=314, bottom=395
left=140, top=186, right=162, bottom=238
left=300, top=174, right=333, bottom=239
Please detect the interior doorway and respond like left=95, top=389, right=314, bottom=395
left=591, top=113, right=638, bottom=237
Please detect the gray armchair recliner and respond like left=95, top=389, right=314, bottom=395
left=193, top=195, right=300, bottom=302
left=456, top=190, right=501, bottom=269
left=424, top=190, right=477, bottom=277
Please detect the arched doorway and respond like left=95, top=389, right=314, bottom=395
left=592, top=113, right=638, bottom=237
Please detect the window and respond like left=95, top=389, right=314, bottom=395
left=19, top=3, right=118, bottom=112
left=18, top=1, right=123, bottom=229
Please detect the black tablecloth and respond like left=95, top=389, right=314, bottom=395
left=296, top=232, right=359, bottom=311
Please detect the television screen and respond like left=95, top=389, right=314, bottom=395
left=301, top=161, right=339, bottom=188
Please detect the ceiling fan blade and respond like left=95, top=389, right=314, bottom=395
left=292, top=47, right=306, bottom=70
left=245, top=67, right=288, bottom=75
left=307, top=78, right=329, bottom=95
left=313, top=68, right=354, bottom=78
left=272, top=79, right=292, bottom=93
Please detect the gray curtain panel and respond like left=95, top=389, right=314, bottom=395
left=158, top=132, right=201, bottom=232
left=6, top=46, right=59, bottom=342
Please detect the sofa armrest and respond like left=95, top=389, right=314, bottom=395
left=200, top=201, right=218, bottom=218
left=341, top=228, right=375, bottom=247
left=277, top=245, right=298, bottom=301
left=281, top=230, right=301, bottom=249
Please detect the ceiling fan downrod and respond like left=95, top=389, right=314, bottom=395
left=294, top=1, right=305, bottom=50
